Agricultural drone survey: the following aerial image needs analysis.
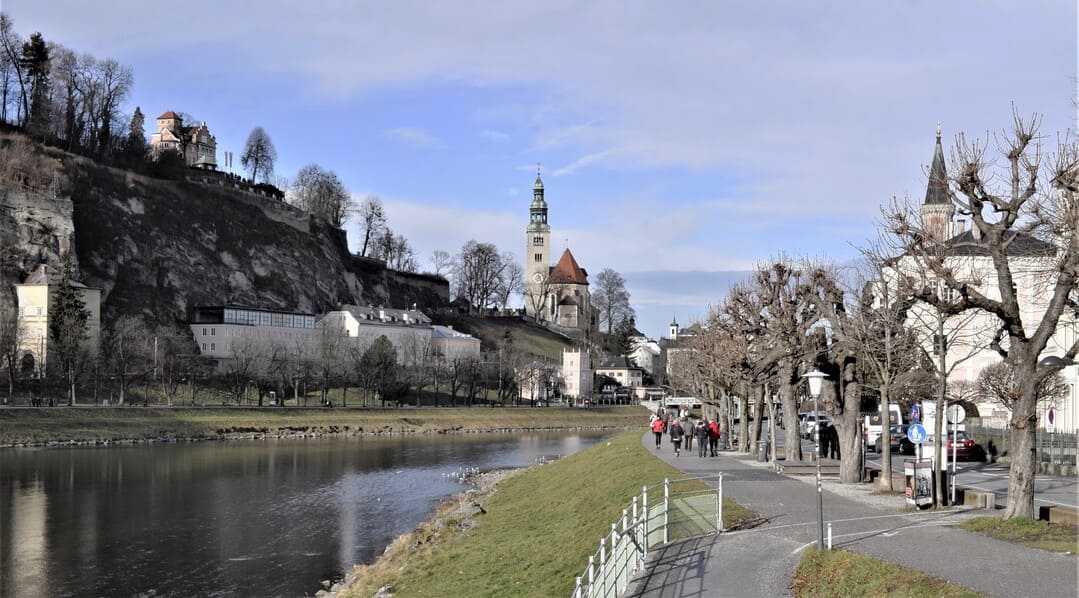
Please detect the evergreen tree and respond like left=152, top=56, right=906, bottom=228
left=19, top=31, right=49, bottom=137
left=49, top=257, right=90, bottom=405
left=125, top=105, right=146, bottom=158
left=360, top=335, right=403, bottom=407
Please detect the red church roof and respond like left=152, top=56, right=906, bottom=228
left=157, top=111, right=180, bottom=120
left=548, top=249, right=589, bottom=285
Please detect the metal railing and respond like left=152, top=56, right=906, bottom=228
left=966, top=424, right=1078, bottom=466
left=570, top=475, right=723, bottom=598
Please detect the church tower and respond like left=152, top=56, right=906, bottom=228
left=525, top=166, right=550, bottom=317
left=921, top=123, right=955, bottom=243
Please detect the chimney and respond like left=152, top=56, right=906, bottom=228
left=954, top=219, right=967, bottom=235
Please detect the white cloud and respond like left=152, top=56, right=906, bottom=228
left=480, top=128, right=509, bottom=142
left=383, top=127, right=444, bottom=149
left=552, top=149, right=618, bottom=177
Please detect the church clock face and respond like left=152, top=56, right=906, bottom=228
left=533, top=273, right=543, bottom=283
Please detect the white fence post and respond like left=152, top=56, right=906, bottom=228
left=663, top=478, right=670, bottom=545
left=717, top=474, right=724, bottom=532
left=641, top=485, right=649, bottom=555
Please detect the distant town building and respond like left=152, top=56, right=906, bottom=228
left=150, top=111, right=217, bottom=170
left=561, top=348, right=593, bottom=399
left=431, top=325, right=481, bottom=361
left=626, top=334, right=662, bottom=376
left=188, top=305, right=316, bottom=360
left=320, top=305, right=434, bottom=363
left=595, top=356, right=644, bottom=389
left=522, top=167, right=597, bottom=340
left=881, top=125, right=1079, bottom=433
left=15, top=264, right=102, bottom=375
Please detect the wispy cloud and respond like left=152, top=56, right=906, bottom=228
left=552, top=149, right=617, bottom=176
left=384, top=127, right=444, bottom=148
left=480, top=128, right=509, bottom=142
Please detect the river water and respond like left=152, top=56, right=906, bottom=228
left=0, top=431, right=609, bottom=597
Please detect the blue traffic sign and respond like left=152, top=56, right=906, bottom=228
left=907, top=423, right=927, bottom=445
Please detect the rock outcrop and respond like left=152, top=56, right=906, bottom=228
left=0, top=134, right=448, bottom=324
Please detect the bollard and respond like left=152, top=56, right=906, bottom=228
left=827, top=523, right=832, bottom=550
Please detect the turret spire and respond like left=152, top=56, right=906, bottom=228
left=924, top=122, right=949, bottom=205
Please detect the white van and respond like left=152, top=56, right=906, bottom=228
left=799, top=412, right=829, bottom=439
left=865, top=404, right=903, bottom=451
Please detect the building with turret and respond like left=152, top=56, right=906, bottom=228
left=150, top=111, right=217, bottom=170
left=522, top=168, right=596, bottom=340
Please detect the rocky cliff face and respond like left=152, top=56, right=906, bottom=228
left=0, top=135, right=448, bottom=324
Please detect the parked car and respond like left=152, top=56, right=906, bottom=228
left=873, top=424, right=909, bottom=453
left=800, top=413, right=829, bottom=439
left=944, top=430, right=984, bottom=461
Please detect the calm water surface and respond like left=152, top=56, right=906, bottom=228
left=0, top=431, right=609, bottom=597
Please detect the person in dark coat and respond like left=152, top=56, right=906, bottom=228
left=696, top=419, right=709, bottom=457
left=684, top=418, right=696, bottom=452
left=669, top=418, right=685, bottom=457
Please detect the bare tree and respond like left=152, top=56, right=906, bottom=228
left=977, top=360, right=1068, bottom=412
left=357, top=194, right=386, bottom=257
left=0, top=13, right=26, bottom=125
left=371, top=227, right=417, bottom=272
left=241, top=126, right=276, bottom=183
left=593, top=268, right=635, bottom=335
left=495, top=255, right=523, bottom=310
left=881, top=111, right=1079, bottom=518
left=0, top=306, right=21, bottom=402
left=452, top=240, right=509, bottom=311
left=102, top=315, right=152, bottom=405
left=289, top=163, right=354, bottom=227
left=430, top=250, right=453, bottom=277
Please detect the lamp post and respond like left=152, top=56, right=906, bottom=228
left=803, top=369, right=828, bottom=552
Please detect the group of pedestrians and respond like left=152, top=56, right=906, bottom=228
left=649, top=409, right=723, bottom=457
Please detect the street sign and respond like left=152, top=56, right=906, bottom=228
left=910, top=404, right=921, bottom=424
left=1047, top=406, right=1055, bottom=433
left=946, top=404, right=966, bottom=425
left=907, top=423, right=927, bottom=445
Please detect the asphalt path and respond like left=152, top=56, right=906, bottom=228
left=625, top=431, right=1079, bottom=598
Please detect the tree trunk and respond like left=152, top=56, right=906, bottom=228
left=779, top=360, right=803, bottom=461
left=877, top=385, right=894, bottom=491
left=749, top=385, right=765, bottom=449
left=1002, top=369, right=1039, bottom=519
left=737, top=393, right=750, bottom=452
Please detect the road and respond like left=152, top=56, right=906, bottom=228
left=863, top=449, right=1079, bottom=510
left=768, top=425, right=1078, bottom=510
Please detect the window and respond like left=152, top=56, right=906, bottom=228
left=535, top=253, right=542, bottom=262
left=202, top=327, right=207, bottom=336
left=36, top=307, right=43, bottom=316
left=211, top=327, right=216, bottom=336
left=19, top=307, right=24, bottom=316
left=201, top=343, right=207, bottom=351
left=533, top=236, right=544, bottom=246
left=210, top=343, right=216, bottom=351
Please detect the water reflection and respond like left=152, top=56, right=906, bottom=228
left=0, top=431, right=607, bottom=597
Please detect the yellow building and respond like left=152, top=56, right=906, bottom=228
left=15, top=264, right=102, bottom=375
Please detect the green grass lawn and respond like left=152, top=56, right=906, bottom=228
left=958, top=516, right=1079, bottom=554
left=792, top=548, right=982, bottom=597
left=340, top=430, right=754, bottom=597
left=0, top=406, right=648, bottom=446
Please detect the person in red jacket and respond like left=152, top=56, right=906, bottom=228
left=707, top=419, right=721, bottom=456
left=651, top=416, right=666, bottom=449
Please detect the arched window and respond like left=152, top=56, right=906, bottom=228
left=20, top=352, right=35, bottom=374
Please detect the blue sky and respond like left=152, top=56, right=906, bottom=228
left=6, top=1, right=1076, bottom=339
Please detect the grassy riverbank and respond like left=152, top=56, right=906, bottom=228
left=338, top=430, right=754, bottom=598
left=0, top=406, right=646, bottom=447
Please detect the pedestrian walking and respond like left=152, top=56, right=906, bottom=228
left=669, top=418, right=684, bottom=457
left=651, top=416, right=666, bottom=449
left=684, top=418, right=696, bottom=451
left=708, top=419, right=720, bottom=456
left=696, top=419, right=709, bottom=457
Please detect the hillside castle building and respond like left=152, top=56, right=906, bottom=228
left=150, top=111, right=217, bottom=170
left=523, top=169, right=597, bottom=341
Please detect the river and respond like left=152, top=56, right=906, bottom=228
left=0, top=431, right=610, bottom=597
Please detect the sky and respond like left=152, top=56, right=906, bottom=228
left=5, top=1, right=1076, bottom=339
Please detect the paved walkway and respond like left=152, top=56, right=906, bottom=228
left=624, top=432, right=1078, bottom=598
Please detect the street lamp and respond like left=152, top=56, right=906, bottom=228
left=803, top=369, right=828, bottom=552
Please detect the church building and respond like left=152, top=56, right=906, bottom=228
left=523, top=168, right=597, bottom=340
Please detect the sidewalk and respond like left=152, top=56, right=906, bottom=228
left=624, top=432, right=1078, bottom=598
